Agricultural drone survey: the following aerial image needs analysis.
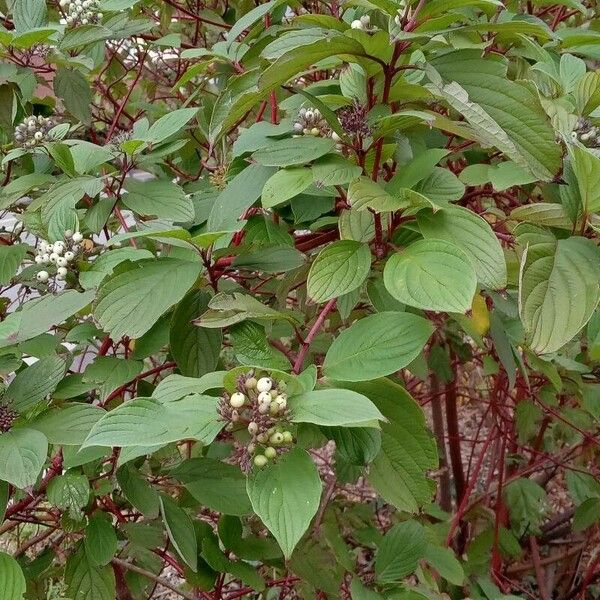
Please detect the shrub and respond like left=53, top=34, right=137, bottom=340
left=0, top=1, right=599, bottom=599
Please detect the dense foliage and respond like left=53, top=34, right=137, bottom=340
left=0, top=0, right=599, bottom=598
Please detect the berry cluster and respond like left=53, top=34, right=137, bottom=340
left=350, top=15, right=371, bottom=31
left=293, top=107, right=330, bottom=137
left=13, top=116, right=55, bottom=149
left=60, top=0, right=103, bottom=26
left=218, top=372, right=295, bottom=471
left=32, top=230, right=85, bottom=284
left=571, top=118, right=600, bottom=148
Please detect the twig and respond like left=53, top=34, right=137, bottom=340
left=111, top=557, right=197, bottom=600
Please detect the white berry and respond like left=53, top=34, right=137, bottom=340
left=64, top=229, right=73, bottom=239
left=360, top=14, right=370, bottom=26
left=53, top=242, right=65, bottom=254
left=257, top=391, right=272, bottom=405
left=229, top=392, right=246, bottom=408
left=34, top=131, right=43, bottom=141
left=36, top=270, right=49, bottom=282
left=57, top=266, right=68, bottom=277
left=64, top=251, right=75, bottom=261
left=49, top=253, right=59, bottom=263
left=56, top=257, right=68, bottom=267
left=34, top=255, right=43, bottom=264
left=72, top=232, right=83, bottom=243
left=256, top=377, right=272, bottom=393
left=351, top=19, right=362, bottom=29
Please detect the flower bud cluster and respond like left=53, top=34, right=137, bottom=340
left=0, top=404, right=17, bottom=433
left=218, top=371, right=295, bottom=471
left=293, top=107, right=330, bottom=137
left=31, top=230, right=85, bottom=285
left=571, top=117, right=600, bottom=148
left=60, top=0, right=103, bottom=26
left=13, top=116, right=55, bottom=149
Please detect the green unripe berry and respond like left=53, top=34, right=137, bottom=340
left=282, top=431, right=293, bottom=444
left=244, top=377, right=257, bottom=390
left=264, top=446, right=277, bottom=459
left=270, top=432, right=284, bottom=445
left=269, top=401, right=280, bottom=415
left=253, top=454, right=268, bottom=468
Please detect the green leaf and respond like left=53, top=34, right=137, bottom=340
left=0, top=290, right=95, bottom=349
left=47, top=473, right=90, bottom=517
left=4, top=356, right=65, bottom=413
left=289, top=389, right=383, bottom=427
left=418, top=206, right=507, bottom=289
left=54, top=69, right=92, bottom=124
left=348, top=176, right=397, bottom=212
left=0, top=245, right=27, bottom=286
left=247, top=448, right=321, bottom=558
left=518, top=228, right=600, bottom=353
left=79, top=247, right=153, bottom=290
left=82, top=395, right=223, bottom=448
left=323, top=312, right=433, bottom=382
left=232, top=245, right=305, bottom=273
left=28, top=403, right=106, bottom=445
left=122, top=179, right=194, bottom=222
left=430, top=51, right=561, bottom=180
left=0, top=428, right=48, bottom=489
left=375, top=520, right=426, bottom=583
left=384, top=239, right=477, bottom=313
left=252, top=137, right=335, bottom=167
left=311, top=155, right=362, bottom=186
left=170, top=290, right=222, bottom=377
left=116, top=465, right=160, bottom=517
left=196, top=291, right=297, bottom=328
left=336, top=379, right=438, bottom=512
left=230, top=321, right=289, bottom=371
left=65, top=548, right=116, bottom=600
left=262, top=167, right=313, bottom=208
left=12, top=0, right=46, bottom=31
left=0, top=552, right=26, bottom=600
left=503, top=478, right=547, bottom=536
left=569, top=144, right=600, bottom=214
left=145, top=108, right=198, bottom=144
left=307, top=240, right=371, bottom=303
left=85, top=515, right=118, bottom=566
left=160, top=495, right=198, bottom=571
left=152, top=372, right=226, bottom=403
left=573, top=498, right=600, bottom=532
left=83, top=357, right=143, bottom=402
left=424, top=545, right=465, bottom=585
left=172, top=458, right=253, bottom=516
left=259, top=32, right=364, bottom=90
left=207, top=164, right=276, bottom=232
left=94, top=258, right=201, bottom=339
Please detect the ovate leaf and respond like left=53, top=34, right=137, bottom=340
left=336, top=379, right=438, bottom=512
left=289, top=389, right=383, bottom=427
left=82, top=395, right=223, bottom=448
left=262, top=167, right=313, bottom=208
left=85, top=515, right=118, bottom=566
left=252, top=137, right=335, bottom=167
left=122, top=179, right=194, bottom=222
left=0, top=428, right=48, bottom=489
left=94, top=258, right=201, bottom=339
left=323, top=312, right=433, bottom=381
left=247, top=448, right=321, bottom=558
left=65, top=549, right=116, bottom=600
left=160, top=495, right=197, bottom=571
left=375, top=520, right=426, bottom=583
left=418, top=206, right=507, bottom=289
left=384, top=239, right=477, bottom=313
left=170, top=290, right=222, bottom=377
left=307, top=240, right=371, bottom=303
left=518, top=228, right=600, bottom=353
left=0, top=552, right=26, bottom=600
